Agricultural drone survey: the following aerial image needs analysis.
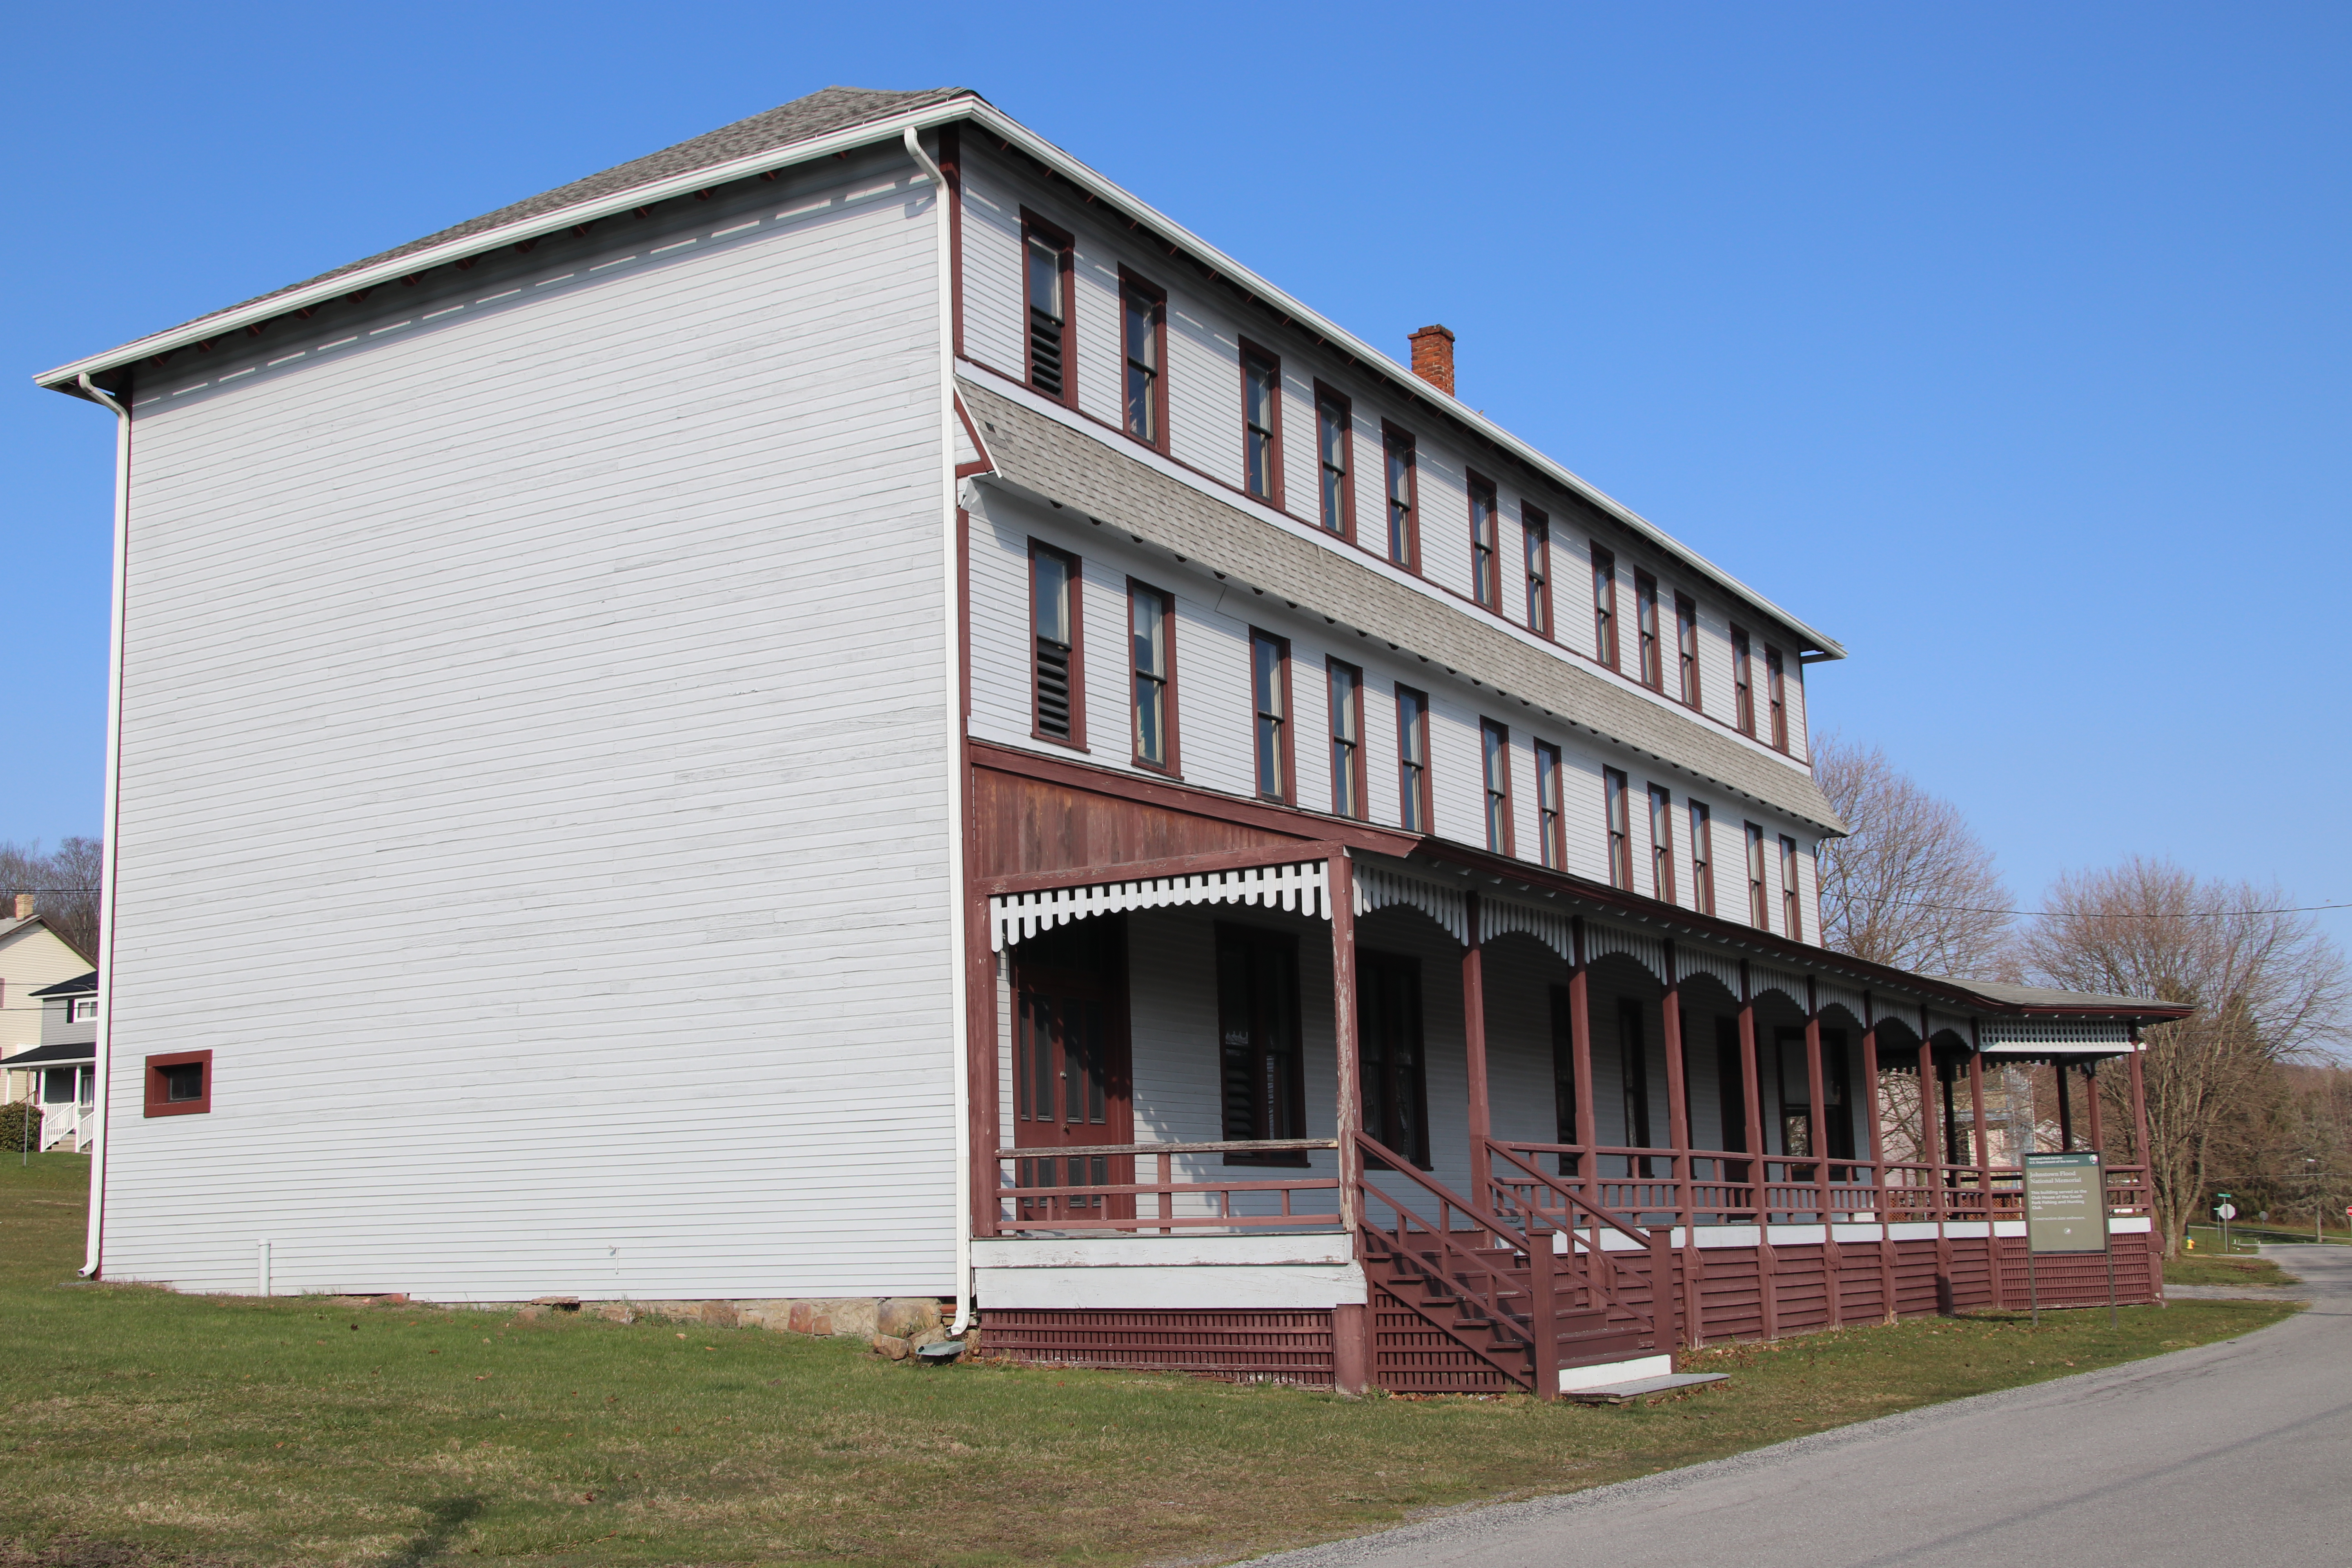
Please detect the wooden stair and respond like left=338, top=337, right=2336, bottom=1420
left=1365, top=1237, right=1650, bottom=1394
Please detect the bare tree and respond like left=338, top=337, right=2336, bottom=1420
left=0, top=838, right=101, bottom=962
left=2013, top=857, right=2350, bottom=1255
left=1813, top=735, right=2012, bottom=979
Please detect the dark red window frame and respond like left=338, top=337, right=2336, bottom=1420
left=1745, top=821, right=1770, bottom=929
left=1479, top=718, right=1514, bottom=856
left=1765, top=645, right=1789, bottom=751
left=1382, top=423, right=1419, bottom=572
left=1591, top=545, right=1619, bottom=670
left=1395, top=684, right=1432, bottom=833
left=1534, top=739, right=1566, bottom=870
left=1604, top=767, right=1633, bottom=890
left=1240, top=340, right=1283, bottom=507
left=1675, top=593, right=1702, bottom=709
left=1648, top=783, right=1676, bottom=904
left=1118, top=268, right=1168, bottom=453
left=1635, top=570, right=1662, bottom=690
left=1690, top=800, right=1716, bottom=916
left=1249, top=627, right=1295, bottom=804
left=1029, top=539, right=1086, bottom=749
left=1780, top=835, right=1804, bottom=940
left=1522, top=504, right=1552, bottom=637
left=1730, top=626, right=1755, bottom=736
left=1127, top=577, right=1178, bottom=774
left=1314, top=381, right=1354, bottom=540
left=144, top=1049, right=212, bottom=1118
left=1327, top=657, right=1367, bottom=820
left=1020, top=211, right=1076, bottom=407
left=1467, top=472, right=1501, bottom=610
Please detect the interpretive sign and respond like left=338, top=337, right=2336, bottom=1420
left=2022, top=1152, right=2108, bottom=1255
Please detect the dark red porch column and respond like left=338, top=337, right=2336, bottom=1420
left=1328, top=851, right=1369, bottom=1395
left=1805, top=978, right=1838, bottom=1326
left=1738, top=960, right=1774, bottom=1336
left=1462, top=892, right=1492, bottom=1205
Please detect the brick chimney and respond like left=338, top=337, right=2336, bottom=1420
left=12, top=894, right=32, bottom=920
left=1408, top=324, right=1456, bottom=396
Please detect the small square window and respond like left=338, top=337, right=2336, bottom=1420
left=144, top=1050, right=212, bottom=1117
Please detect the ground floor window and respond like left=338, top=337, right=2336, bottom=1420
left=1217, top=924, right=1304, bottom=1165
left=1359, top=951, right=1430, bottom=1167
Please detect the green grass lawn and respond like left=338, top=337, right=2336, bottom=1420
left=0, top=1156, right=2297, bottom=1568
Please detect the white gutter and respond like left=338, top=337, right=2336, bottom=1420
left=74, top=372, right=131, bottom=1279
left=901, top=128, right=974, bottom=1340
left=34, top=98, right=1842, bottom=658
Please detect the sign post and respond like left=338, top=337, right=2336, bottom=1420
left=2215, top=1194, right=2236, bottom=1256
left=2022, top=1151, right=2114, bottom=1327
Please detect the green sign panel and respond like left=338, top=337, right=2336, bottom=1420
left=2022, top=1152, right=2109, bottom=1254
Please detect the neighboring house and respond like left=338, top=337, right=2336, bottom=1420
left=33, top=87, right=2186, bottom=1394
left=10, top=971, right=99, bottom=1151
left=2, top=898, right=96, bottom=1115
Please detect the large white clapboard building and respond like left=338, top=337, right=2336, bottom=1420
left=38, top=86, right=2182, bottom=1393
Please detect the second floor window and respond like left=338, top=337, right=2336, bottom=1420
left=1765, top=646, right=1789, bottom=751
left=1745, top=821, right=1770, bottom=929
left=1780, top=835, right=1803, bottom=939
left=1523, top=505, right=1552, bottom=635
left=1604, top=768, right=1633, bottom=890
left=1468, top=475, right=1499, bottom=609
left=1030, top=542, right=1081, bottom=744
left=1396, top=685, right=1430, bottom=832
left=1242, top=348, right=1281, bottom=503
left=1731, top=627, right=1755, bottom=735
left=1534, top=740, right=1565, bottom=869
left=1480, top=719, right=1513, bottom=855
left=1383, top=426, right=1417, bottom=569
left=1635, top=571, right=1662, bottom=689
left=1251, top=629, right=1291, bottom=802
left=1121, top=273, right=1165, bottom=448
left=1129, top=581, right=1175, bottom=770
left=1689, top=801, right=1715, bottom=915
left=1024, top=218, right=1072, bottom=402
left=1676, top=593, right=1701, bottom=708
left=1316, top=385, right=1352, bottom=536
left=1328, top=659, right=1365, bottom=818
left=1592, top=545, right=1618, bottom=668
left=1648, top=784, right=1675, bottom=903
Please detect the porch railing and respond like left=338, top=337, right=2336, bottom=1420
left=990, top=1139, right=1342, bottom=1234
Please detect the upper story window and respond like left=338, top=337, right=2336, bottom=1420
left=1129, top=581, right=1176, bottom=772
left=1242, top=346, right=1281, bottom=503
left=1675, top=594, right=1701, bottom=708
left=1328, top=659, right=1366, bottom=819
left=1467, top=475, right=1500, bottom=610
left=1029, top=541, right=1082, bottom=745
left=1689, top=801, right=1715, bottom=916
left=1534, top=740, right=1565, bottom=869
left=1250, top=629, right=1292, bottom=803
left=1744, top=821, right=1770, bottom=929
left=69, top=996, right=98, bottom=1024
left=1522, top=505, right=1552, bottom=637
left=1591, top=546, right=1619, bottom=669
left=1023, top=216, right=1073, bottom=404
left=1316, top=384, right=1353, bottom=537
left=1383, top=426, right=1418, bottom=570
left=1120, top=272, right=1166, bottom=450
left=1648, top=784, right=1675, bottom=903
left=1765, top=645, right=1789, bottom=751
left=1604, top=768, right=1633, bottom=890
left=1635, top=571, right=1662, bottom=690
left=1479, top=720, right=1513, bottom=855
left=1731, top=626, right=1755, bottom=736
left=1780, top=835, right=1803, bottom=939
left=1395, top=685, right=1431, bottom=833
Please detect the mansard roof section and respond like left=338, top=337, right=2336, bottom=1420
left=961, top=376, right=1846, bottom=837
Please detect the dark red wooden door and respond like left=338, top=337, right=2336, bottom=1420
left=1011, top=920, right=1134, bottom=1223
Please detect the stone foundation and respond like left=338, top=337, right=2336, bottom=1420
left=571, top=1296, right=951, bottom=1341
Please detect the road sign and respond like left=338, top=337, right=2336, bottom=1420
left=2215, top=1203, right=2239, bottom=1221
left=2024, top=1152, right=2109, bottom=1254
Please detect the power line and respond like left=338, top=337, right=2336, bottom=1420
left=1873, top=897, right=2352, bottom=920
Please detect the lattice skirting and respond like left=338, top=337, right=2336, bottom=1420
left=980, top=1308, right=1336, bottom=1386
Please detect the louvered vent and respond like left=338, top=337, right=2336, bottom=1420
left=1034, top=637, right=1073, bottom=738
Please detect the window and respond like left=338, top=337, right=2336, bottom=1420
left=1022, top=215, right=1073, bottom=403
left=1218, top=924, right=1305, bottom=1165
left=1383, top=425, right=1417, bottom=569
left=69, top=997, right=98, bottom=1024
left=143, top=1049, right=211, bottom=1118
left=1395, top=685, right=1431, bottom=832
left=1591, top=545, right=1618, bottom=668
left=1359, top=951, right=1430, bottom=1166
left=1128, top=581, right=1176, bottom=771
left=1765, top=645, right=1788, bottom=751
left=1120, top=272, right=1166, bottom=449
left=1648, top=784, right=1675, bottom=904
left=1250, top=629, right=1292, bottom=802
left=1745, top=822, right=1770, bottom=929
left=1552, top=987, right=1581, bottom=1153
left=1675, top=593, right=1701, bottom=708
left=1241, top=346, right=1281, bottom=503
left=1029, top=542, right=1082, bottom=744
left=1689, top=801, right=1716, bottom=916
left=1522, top=505, right=1552, bottom=636
left=1635, top=571, right=1662, bottom=689
left=1479, top=719, right=1513, bottom=855
left=1534, top=740, right=1565, bottom=869
left=1604, top=767, right=1633, bottom=890
left=1327, top=659, right=1366, bottom=819
left=1731, top=627, right=1755, bottom=735
left=1316, top=384, right=1353, bottom=536
left=1467, top=474, right=1500, bottom=609
left=1780, top=835, right=1803, bottom=940
left=1619, top=998, right=1652, bottom=1149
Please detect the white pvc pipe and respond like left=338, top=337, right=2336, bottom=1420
left=74, top=373, right=130, bottom=1280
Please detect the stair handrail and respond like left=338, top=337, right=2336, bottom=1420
left=1485, top=1140, right=1657, bottom=1250
left=1483, top=1139, right=1666, bottom=1347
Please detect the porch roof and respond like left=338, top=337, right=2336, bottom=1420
left=2, top=1042, right=95, bottom=1069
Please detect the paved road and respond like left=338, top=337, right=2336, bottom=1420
left=1259, top=1245, right=2352, bottom=1568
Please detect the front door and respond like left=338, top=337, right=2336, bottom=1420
left=1011, top=916, right=1134, bottom=1224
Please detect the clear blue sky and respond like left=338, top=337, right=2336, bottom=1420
left=7, top=2, right=2347, bottom=950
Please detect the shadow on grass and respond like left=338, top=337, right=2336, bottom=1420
left=383, top=1497, right=485, bottom=1567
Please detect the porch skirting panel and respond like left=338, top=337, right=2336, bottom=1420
left=982, top=1308, right=1338, bottom=1387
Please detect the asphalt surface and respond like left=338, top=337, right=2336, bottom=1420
left=1257, top=1245, right=2352, bottom=1568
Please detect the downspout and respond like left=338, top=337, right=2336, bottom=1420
left=74, top=372, right=131, bottom=1279
left=903, top=127, right=975, bottom=1338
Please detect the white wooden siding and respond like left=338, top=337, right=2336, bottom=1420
left=100, top=149, right=956, bottom=1301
